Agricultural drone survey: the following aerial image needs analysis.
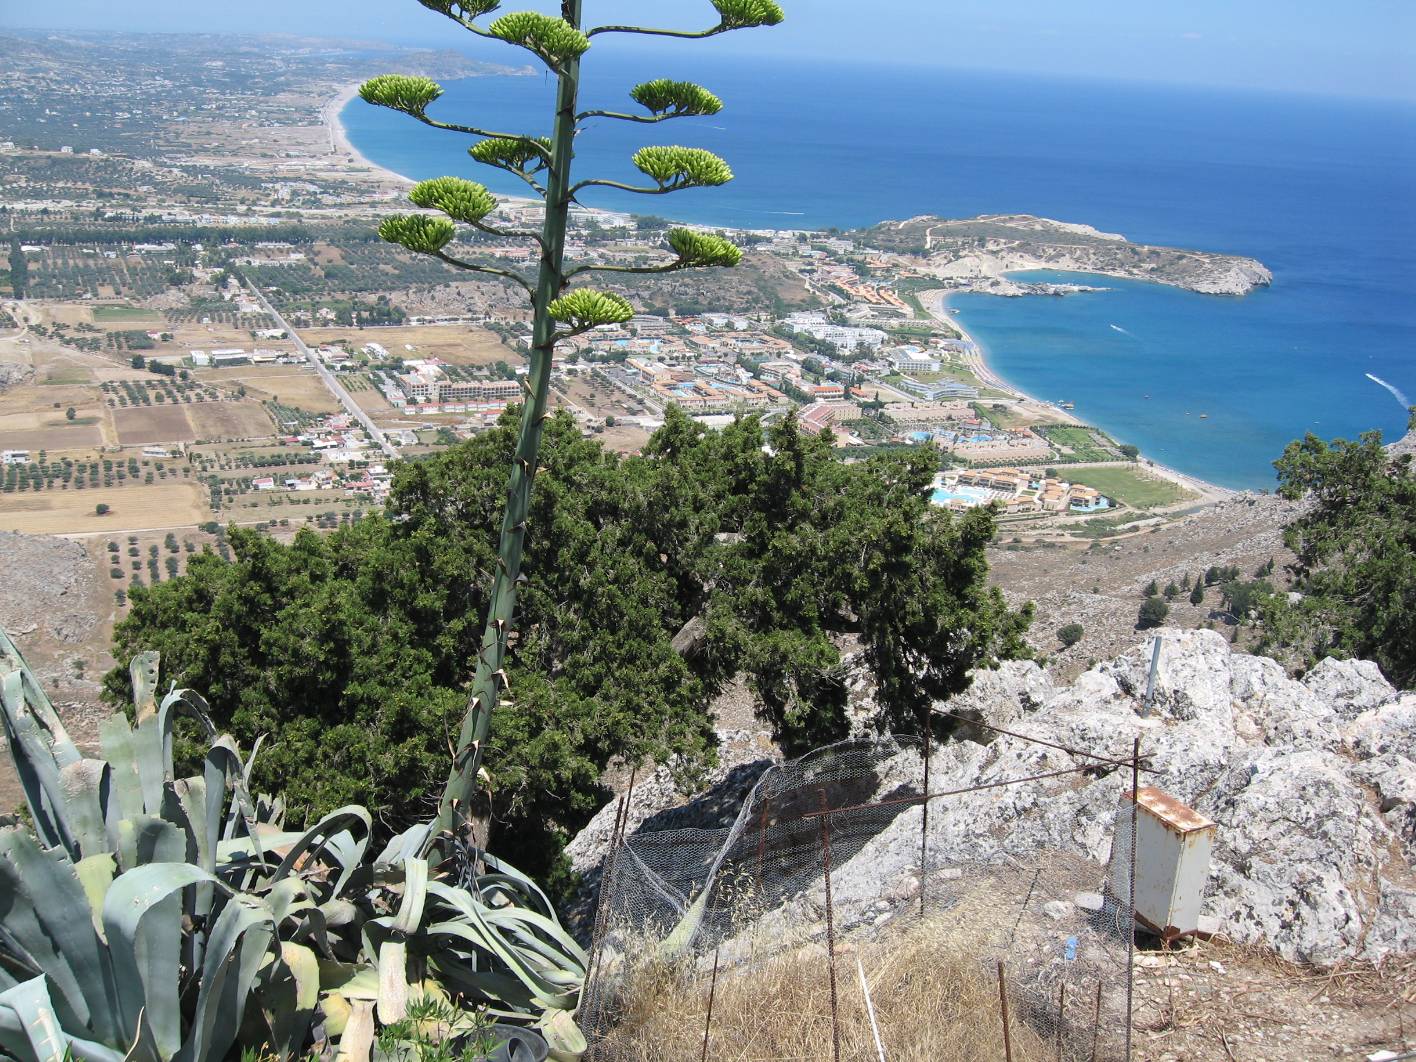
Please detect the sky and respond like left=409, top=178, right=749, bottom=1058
left=2, top=1, right=1414, bottom=103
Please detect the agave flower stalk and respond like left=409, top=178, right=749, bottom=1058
left=362, top=0, right=784, bottom=838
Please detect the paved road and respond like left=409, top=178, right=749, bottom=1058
left=241, top=280, right=398, bottom=460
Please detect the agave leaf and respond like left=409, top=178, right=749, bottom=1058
left=538, top=1008, right=587, bottom=1062
left=98, top=714, right=145, bottom=823
left=155, top=688, right=216, bottom=752
left=116, top=815, right=185, bottom=877
left=1, top=670, right=76, bottom=855
left=101, top=862, right=218, bottom=1060
left=0, top=976, right=72, bottom=1062
left=421, top=914, right=576, bottom=1011
left=391, top=858, right=429, bottom=935
left=0, top=627, right=81, bottom=770
left=375, top=939, right=409, bottom=1025
left=72, top=853, right=116, bottom=941
left=129, top=651, right=160, bottom=724
left=130, top=715, right=170, bottom=815
left=269, top=807, right=372, bottom=885
left=316, top=960, right=380, bottom=1001
left=0, top=829, right=121, bottom=1043
left=57, top=759, right=110, bottom=860
left=180, top=893, right=273, bottom=1062
left=271, top=942, right=320, bottom=1050
left=335, top=1000, right=375, bottom=1062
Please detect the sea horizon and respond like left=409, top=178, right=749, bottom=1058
left=341, top=56, right=1416, bottom=491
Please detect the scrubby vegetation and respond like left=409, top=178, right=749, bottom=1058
left=106, top=409, right=1028, bottom=877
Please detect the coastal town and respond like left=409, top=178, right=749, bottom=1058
left=0, top=29, right=1239, bottom=610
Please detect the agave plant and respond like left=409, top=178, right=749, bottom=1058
left=0, top=628, right=585, bottom=1062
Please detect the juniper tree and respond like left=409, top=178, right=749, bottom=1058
left=361, top=0, right=784, bottom=835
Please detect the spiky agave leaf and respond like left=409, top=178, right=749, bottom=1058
left=632, top=146, right=734, bottom=188
left=712, top=0, right=786, bottom=29
left=667, top=228, right=743, bottom=268
left=629, top=79, right=723, bottom=118
left=378, top=215, right=457, bottom=255
left=358, top=75, right=443, bottom=116
left=469, top=136, right=552, bottom=174
left=487, top=11, right=590, bottom=65
left=547, top=289, right=634, bottom=332
left=408, top=177, right=497, bottom=224
left=417, top=0, right=500, bottom=18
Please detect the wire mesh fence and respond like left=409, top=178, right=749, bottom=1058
left=580, top=733, right=1139, bottom=1060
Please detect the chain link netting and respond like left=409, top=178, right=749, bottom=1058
left=580, top=735, right=1138, bottom=1060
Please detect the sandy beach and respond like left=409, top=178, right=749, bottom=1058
left=323, top=83, right=413, bottom=188
left=925, top=291, right=1234, bottom=504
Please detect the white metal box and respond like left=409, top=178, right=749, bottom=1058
left=1109, top=785, right=1216, bottom=938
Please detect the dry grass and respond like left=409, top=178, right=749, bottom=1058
left=592, top=918, right=1055, bottom=1062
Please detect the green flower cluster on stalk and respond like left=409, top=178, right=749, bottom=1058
left=712, top=0, right=786, bottom=29
left=409, top=176, right=498, bottom=223
left=667, top=228, right=743, bottom=267
left=548, top=289, right=634, bottom=332
left=630, top=78, right=724, bottom=117
left=378, top=214, right=456, bottom=254
left=488, top=11, right=591, bottom=65
left=359, top=74, right=443, bottom=116
left=468, top=136, right=552, bottom=174
left=632, top=145, right=734, bottom=188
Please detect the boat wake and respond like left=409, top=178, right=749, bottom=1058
left=1109, top=323, right=1134, bottom=337
left=1366, top=373, right=1411, bottom=409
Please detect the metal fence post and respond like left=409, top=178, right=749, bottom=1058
left=818, top=788, right=841, bottom=1062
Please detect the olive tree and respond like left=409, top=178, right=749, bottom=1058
left=360, top=0, right=784, bottom=835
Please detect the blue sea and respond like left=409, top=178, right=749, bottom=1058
left=342, top=52, right=1416, bottom=490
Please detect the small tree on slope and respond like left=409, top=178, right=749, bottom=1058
left=361, top=0, right=785, bottom=836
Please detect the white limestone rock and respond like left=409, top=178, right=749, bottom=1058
left=1303, top=657, right=1396, bottom=720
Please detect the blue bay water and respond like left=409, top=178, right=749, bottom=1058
left=342, top=53, right=1416, bottom=490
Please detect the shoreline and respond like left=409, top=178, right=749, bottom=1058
left=927, top=290, right=1235, bottom=503
left=324, top=83, right=413, bottom=188
left=327, top=82, right=542, bottom=212
left=323, top=83, right=1234, bottom=504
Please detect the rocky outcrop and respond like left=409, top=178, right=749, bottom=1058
left=570, top=630, right=1416, bottom=965
left=860, top=214, right=1273, bottom=296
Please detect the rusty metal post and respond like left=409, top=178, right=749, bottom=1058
left=818, top=788, right=841, bottom=1062
left=920, top=718, right=931, bottom=920
left=1056, top=980, right=1067, bottom=1062
left=1125, top=738, right=1140, bottom=1061
left=997, top=960, right=1015, bottom=1062
left=700, top=946, right=720, bottom=1062
left=1089, top=979, right=1102, bottom=1062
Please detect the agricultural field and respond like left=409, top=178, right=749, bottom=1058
left=0, top=408, right=106, bottom=452
left=199, top=366, right=343, bottom=414
left=302, top=324, right=517, bottom=368
left=112, top=405, right=197, bottom=446
left=187, top=401, right=277, bottom=440
left=1063, top=465, right=1196, bottom=509
left=90, top=304, right=163, bottom=324
left=0, top=481, right=208, bottom=535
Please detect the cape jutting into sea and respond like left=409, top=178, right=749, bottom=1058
left=342, top=49, right=1416, bottom=491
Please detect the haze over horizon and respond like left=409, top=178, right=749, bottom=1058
left=2, top=0, right=1414, bottom=104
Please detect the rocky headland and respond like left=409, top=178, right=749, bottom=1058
left=862, top=213, right=1273, bottom=296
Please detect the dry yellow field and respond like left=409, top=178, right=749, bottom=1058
left=112, top=405, right=196, bottom=446
left=0, top=482, right=209, bottom=535
left=186, top=401, right=276, bottom=440
left=0, top=409, right=105, bottom=452
left=200, top=367, right=343, bottom=414
left=302, top=325, right=517, bottom=367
